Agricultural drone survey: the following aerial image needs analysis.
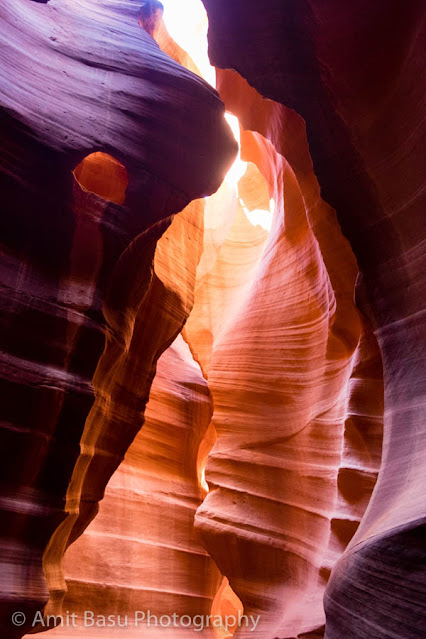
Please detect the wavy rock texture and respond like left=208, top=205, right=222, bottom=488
left=193, top=71, right=377, bottom=638
left=202, top=1, right=426, bottom=636
left=38, top=151, right=272, bottom=639
left=32, top=164, right=266, bottom=639
left=326, top=316, right=384, bottom=577
left=184, top=175, right=270, bottom=376
left=0, top=0, right=236, bottom=635
left=1, top=0, right=423, bottom=638
left=41, top=198, right=207, bottom=621
left=41, top=334, right=221, bottom=637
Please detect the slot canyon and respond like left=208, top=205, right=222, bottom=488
left=0, top=0, right=425, bottom=638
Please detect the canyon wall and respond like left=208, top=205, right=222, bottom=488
left=1, top=1, right=424, bottom=638
left=0, top=0, right=235, bottom=636
left=191, top=72, right=383, bottom=638
left=41, top=69, right=385, bottom=637
left=202, top=1, right=426, bottom=637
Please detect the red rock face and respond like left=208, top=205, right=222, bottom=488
left=191, top=73, right=372, bottom=638
left=1, top=1, right=424, bottom=638
left=202, top=1, right=426, bottom=637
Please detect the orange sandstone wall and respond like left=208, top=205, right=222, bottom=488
left=193, top=75, right=368, bottom=638
left=202, top=1, right=426, bottom=636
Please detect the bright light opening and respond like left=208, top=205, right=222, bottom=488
left=160, top=0, right=274, bottom=236
left=161, top=0, right=215, bottom=86
left=240, top=197, right=274, bottom=232
left=223, top=113, right=247, bottom=189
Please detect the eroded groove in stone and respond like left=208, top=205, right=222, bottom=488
left=186, top=68, right=384, bottom=638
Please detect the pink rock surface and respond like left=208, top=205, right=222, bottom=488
left=193, top=72, right=375, bottom=637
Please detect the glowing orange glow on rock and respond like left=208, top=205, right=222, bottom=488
left=73, top=152, right=128, bottom=205
left=211, top=577, right=244, bottom=638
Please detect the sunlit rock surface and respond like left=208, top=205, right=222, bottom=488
left=42, top=334, right=221, bottom=637
left=202, top=1, right=426, bottom=636
left=50, top=67, right=385, bottom=639
left=193, top=71, right=375, bottom=638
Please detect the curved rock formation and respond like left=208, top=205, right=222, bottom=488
left=184, top=171, right=269, bottom=376
left=41, top=198, right=207, bottom=621
left=193, top=73, right=368, bottom=637
left=1, top=0, right=424, bottom=638
left=201, top=1, right=426, bottom=636
left=0, top=0, right=235, bottom=635
left=42, top=334, right=221, bottom=637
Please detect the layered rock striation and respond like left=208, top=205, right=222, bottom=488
left=193, top=71, right=372, bottom=638
left=202, top=1, right=426, bottom=636
left=1, top=1, right=424, bottom=638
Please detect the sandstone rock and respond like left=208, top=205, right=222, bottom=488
left=43, top=335, right=220, bottom=637
left=202, top=2, right=426, bottom=636
left=0, top=0, right=235, bottom=635
left=2, top=0, right=423, bottom=637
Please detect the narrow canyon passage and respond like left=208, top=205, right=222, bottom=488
left=0, top=1, right=424, bottom=639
